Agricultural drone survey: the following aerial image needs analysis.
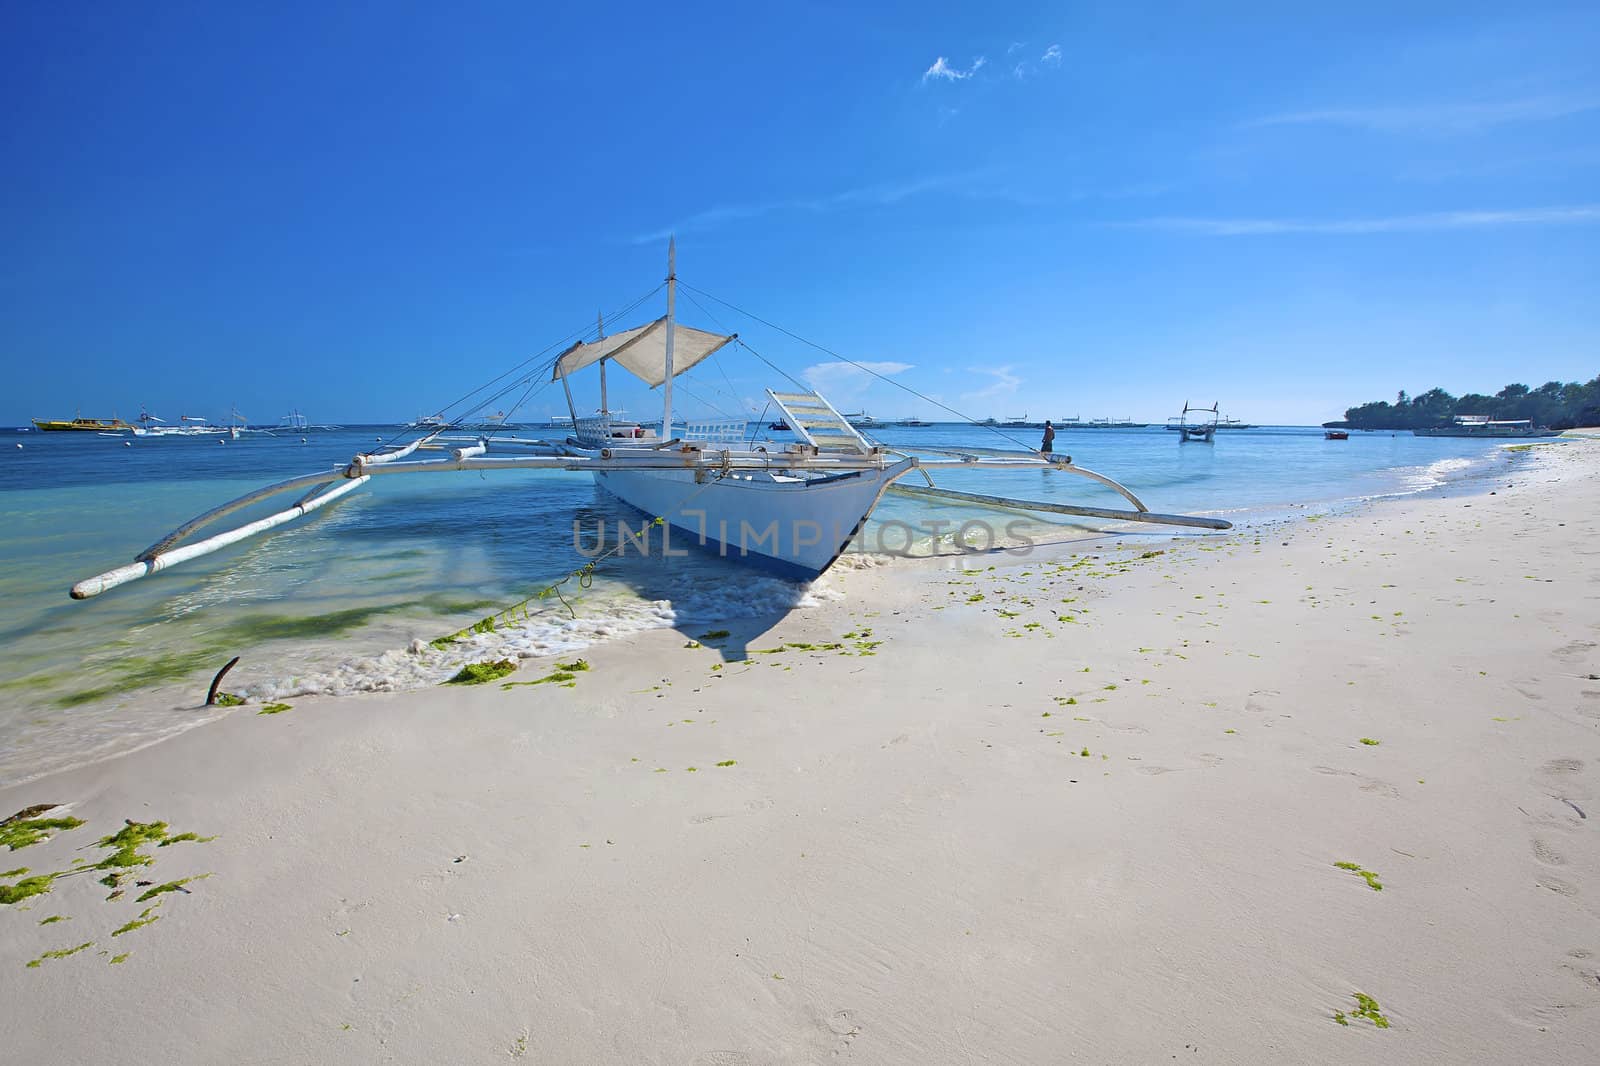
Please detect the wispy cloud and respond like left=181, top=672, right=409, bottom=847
left=802, top=361, right=914, bottom=400
left=632, top=172, right=1010, bottom=243
left=1122, top=205, right=1600, bottom=236
left=1246, top=95, right=1600, bottom=134
left=1014, top=43, right=1064, bottom=80
left=923, top=55, right=986, bottom=83
left=962, top=366, right=1022, bottom=403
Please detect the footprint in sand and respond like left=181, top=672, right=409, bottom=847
left=826, top=1009, right=861, bottom=1058
left=1244, top=689, right=1279, bottom=714
left=1539, top=875, right=1580, bottom=898
left=1540, top=757, right=1586, bottom=776
left=1312, top=765, right=1400, bottom=798
left=1533, top=839, right=1569, bottom=866
left=1562, top=950, right=1600, bottom=992
left=1553, top=640, right=1598, bottom=667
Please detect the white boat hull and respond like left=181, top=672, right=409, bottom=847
left=592, top=464, right=909, bottom=581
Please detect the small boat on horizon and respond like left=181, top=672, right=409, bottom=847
left=1325, top=429, right=1349, bottom=441
left=31, top=414, right=133, bottom=432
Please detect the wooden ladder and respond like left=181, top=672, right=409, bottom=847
left=766, top=389, right=873, bottom=454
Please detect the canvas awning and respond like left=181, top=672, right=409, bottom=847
left=551, top=317, right=737, bottom=388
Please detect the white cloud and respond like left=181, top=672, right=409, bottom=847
left=1042, top=43, right=1062, bottom=65
left=1122, top=205, right=1600, bottom=236
left=962, top=366, right=1022, bottom=403
left=801, top=360, right=915, bottom=400
left=922, top=55, right=985, bottom=83
left=1246, top=95, right=1600, bottom=134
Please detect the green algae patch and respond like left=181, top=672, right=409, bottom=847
left=159, top=832, right=217, bottom=847
left=697, top=630, right=731, bottom=641
left=218, top=605, right=411, bottom=643
left=256, top=702, right=293, bottom=715
left=445, top=659, right=517, bottom=685
left=94, top=821, right=170, bottom=869
left=2, top=815, right=84, bottom=851
left=135, top=876, right=208, bottom=903
left=1344, top=992, right=1390, bottom=1028
left=212, top=692, right=247, bottom=707
left=558, top=659, right=591, bottom=672
left=1359, top=737, right=1381, bottom=746
left=1, top=867, right=27, bottom=878
left=1, top=874, right=61, bottom=905
left=715, top=760, right=737, bottom=768
left=109, top=952, right=130, bottom=964
left=39, top=914, right=68, bottom=925
left=112, top=906, right=163, bottom=937
left=1334, top=861, right=1383, bottom=891
left=26, top=940, right=94, bottom=968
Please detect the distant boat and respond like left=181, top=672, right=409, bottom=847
left=1084, top=417, right=1149, bottom=429
left=409, top=413, right=447, bottom=428
left=893, top=417, right=930, bottom=427
left=1413, top=415, right=1560, bottom=438
left=999, top=413, right=1032, bottom=428
left=31, top=415, right=132, bottom=432
left=1325, top=429, right=1349, bottom=441
left=842, top=411, right=877, bottom=428
left=1170, top=401, right=1219, bottom=443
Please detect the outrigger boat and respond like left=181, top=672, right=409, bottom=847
left=1170, top=402, right=1219, bottom=443
left=68, top=242, right=1230, bottom=600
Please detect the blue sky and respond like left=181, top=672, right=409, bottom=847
left=2, top=1, right=1597, bottom=426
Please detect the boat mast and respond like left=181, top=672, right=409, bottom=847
left=597, top=310, right=608, bottom=418
left=662, top=237, right=676, bottom=439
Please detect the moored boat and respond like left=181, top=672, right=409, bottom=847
left=1413, top=415, right=1560, bottom=438
left=31, top=415, right=132, bottom=432
left=67, top=241, right=1232, bottom=601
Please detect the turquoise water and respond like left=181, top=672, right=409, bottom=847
left=0, top=422, right=1507, bottom=785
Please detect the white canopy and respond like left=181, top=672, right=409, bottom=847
left=552, top=317, right=737, bottom=388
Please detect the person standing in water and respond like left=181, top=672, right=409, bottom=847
left=1040, top=419, right=1055, bottom=454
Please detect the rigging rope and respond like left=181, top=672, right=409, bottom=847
left=678, top=280, right=1038, bottom=452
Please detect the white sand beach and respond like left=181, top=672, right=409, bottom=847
left=3, top=438, right=1598, bottom=1063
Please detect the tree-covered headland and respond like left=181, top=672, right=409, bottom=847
left=1327, top=375, right=1600, bottom=431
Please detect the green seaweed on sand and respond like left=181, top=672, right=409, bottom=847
left=1341, top=992, right=1390, bottom=1028
left=1, top=874, right=61, bottom=905
left=112, top=906, right=163, bottom=937
left=1359, top=737, right=1381, bottom=746
left=135, top=875, right=209, bottom=903
left=94, top=821, right=171, bottom=869
left=697, top=630, right=731, bottom=641
left=2, top=815, right=85, bottom=851
left=39, top=914, right=68, bottom=925
left=1080, top=748, right=1091, bottom=757
left=159, top=832, right=217, bottom=847
left=109, top=952, right=130, bottom=964
left=256, top=703, right=292, bottom=715
left=1, top=867, right=27, bottom=878
left=445, top=660, right=517, bottom=685
left=715, top=760, right=737, bottom=767
left=212, top=693, right=247, bottom=707
left=1333, top=861, right=1383, bottom=891
left=25, top=940, right=94, bottom=968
